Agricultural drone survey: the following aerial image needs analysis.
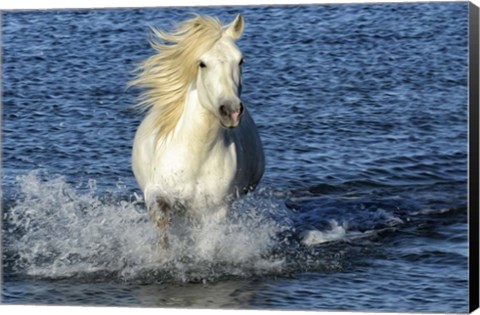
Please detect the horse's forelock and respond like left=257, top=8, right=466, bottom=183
left=131, top=15, right=224, bottom=140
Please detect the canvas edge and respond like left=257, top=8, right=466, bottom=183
left=469, top=1, right=480, bottom=313
left=0, top=2, right=476, bottom=314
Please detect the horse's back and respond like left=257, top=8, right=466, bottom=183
left=233, top=109, right=265, bottom=193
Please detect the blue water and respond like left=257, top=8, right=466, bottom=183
left=1, top=3, right=469, bottom=312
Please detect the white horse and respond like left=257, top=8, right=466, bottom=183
left=131, top=15, right=265, bottom=246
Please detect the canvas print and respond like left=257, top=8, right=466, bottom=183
left=1, top=2, right=472, bottom=312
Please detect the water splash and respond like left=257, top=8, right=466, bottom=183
left=3, top=171, right=156, bottom=279
left=3, top=171, right=408, bottom=283
left=2, top=171, right=291, bottom=282
left=300, top=221, right=347, bottom=245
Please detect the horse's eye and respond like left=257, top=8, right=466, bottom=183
left=239, top=58, right=244, bottom=66
left=199, top=61, right=206, bottom=68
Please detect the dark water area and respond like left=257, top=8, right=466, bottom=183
left=1, top=2, right=469, bottom=312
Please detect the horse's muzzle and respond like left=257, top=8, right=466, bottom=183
left=219, top=102, right=244, bottom=128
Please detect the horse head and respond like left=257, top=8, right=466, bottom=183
left=195, top=15, right=245, bottom=129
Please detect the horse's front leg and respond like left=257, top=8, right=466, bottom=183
left=147, top=197, right=171, bottom=249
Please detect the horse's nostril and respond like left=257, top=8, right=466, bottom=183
left=239, top=103, right=244, bottom=115
left=219, top=105, right=228, bottom=117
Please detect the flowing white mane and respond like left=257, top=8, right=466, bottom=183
left=130, top=15, right=224, bottom=138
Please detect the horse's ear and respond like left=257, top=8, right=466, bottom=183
left=225, top=14, right=244, bottom=40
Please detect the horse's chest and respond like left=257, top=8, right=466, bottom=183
left=157, top=141, right=238, bottom=206
left=199, top=149, right=236, bottom=191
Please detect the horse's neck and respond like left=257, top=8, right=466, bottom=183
left=174, top=87, right=231, bottom=156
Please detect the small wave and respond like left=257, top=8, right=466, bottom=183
left=300, top=221, right=347, bottom=245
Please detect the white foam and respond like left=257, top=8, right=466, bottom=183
left=300, top=207, right=406, bottom=246
left=3, top=171, right=287, bottom=282
left=4, top=171, right=405, bottom=281
left=300, top=220, right=347, bottom=245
